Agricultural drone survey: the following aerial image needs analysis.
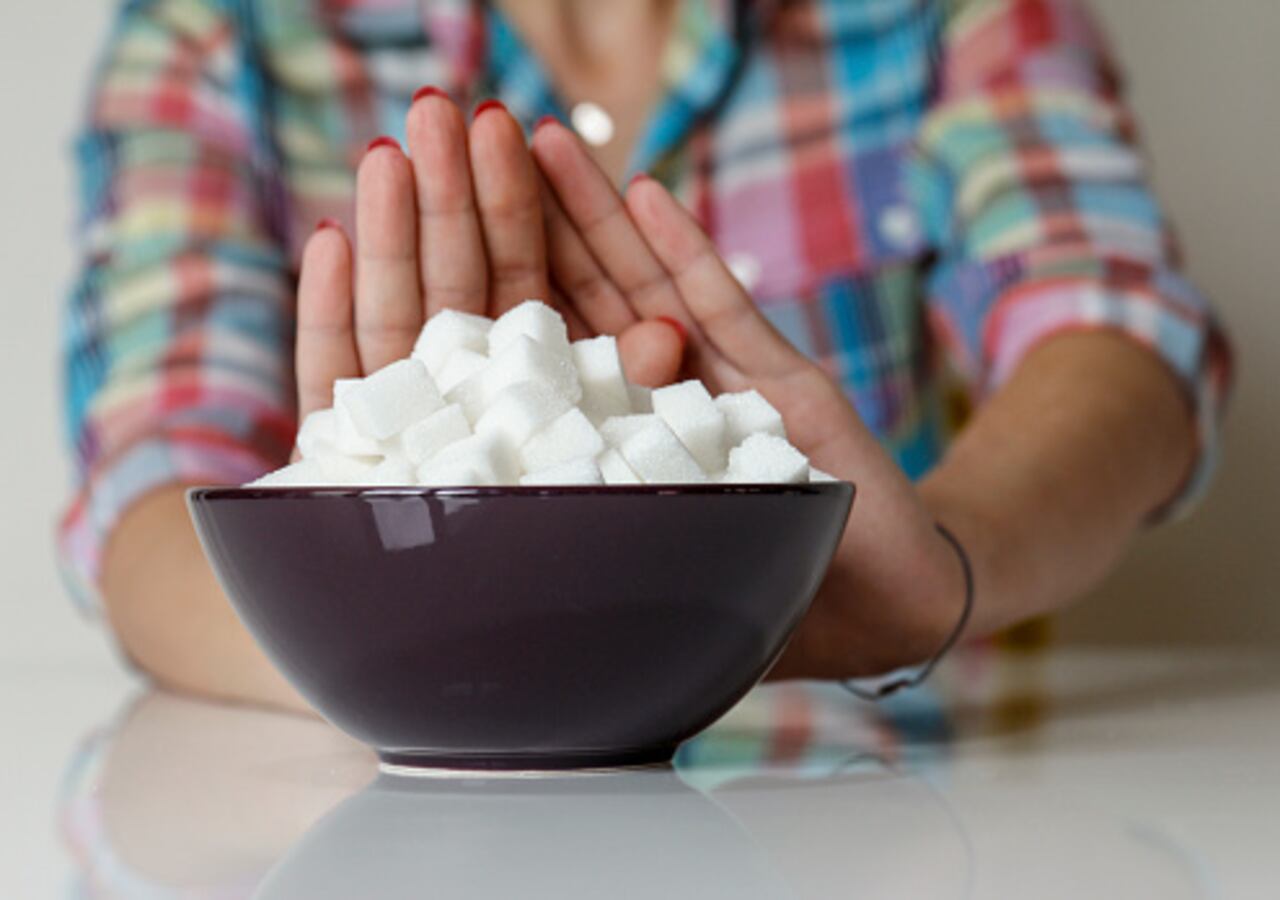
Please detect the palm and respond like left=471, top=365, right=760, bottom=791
left=531, top=130, right=967, bottom=682
left=294, top=92, right=957, bottom=682
left=294, top=95, right=545, bottom=415
left=296, top=93, right=692, bottom=420
left=295, top=92, right=863, bottom=474
left=531, top=123, right=871, bottom=474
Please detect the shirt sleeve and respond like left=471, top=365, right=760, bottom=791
left=917, top=0, right=1233, bottom=518
left=58, top=0, right=297, bottom=613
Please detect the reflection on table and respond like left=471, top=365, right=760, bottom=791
left=59, top=678, right=968, bottom=898
left=58, top=648, right=1280, bottom=898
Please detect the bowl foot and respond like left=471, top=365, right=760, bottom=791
left=377, top=745, right=676, bottom=778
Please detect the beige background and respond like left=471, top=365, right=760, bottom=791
left=1059, top=0, right=1280, bottom=646
left=0, top=1, right=1276, bottom=667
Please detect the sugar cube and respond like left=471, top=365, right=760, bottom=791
left=488, top=300, right=571, bottom=358
left=572, top=335, right=630, bottom=421
left=436, top=347, right=488, bottom=394
left=248, top=295, right=820, bottom=490
left=327, top=458, right=381, bottom=486
left=597, top=447, right=641, bottom=485
left=651, top=380, right=728, bottom=473
left=417, top=457, right=497, bottom=487
left=295, top=408, right=338, bottom=459
left=444, top=375, right=490, bottom=424
left=398, top=403, right=472, bottom=465
left=715, top=389, right=785, bottom=446
left=425, top=431, right=519, bottom=484
left=476, top=381, right=572, bottom=451
left=329, top=397, right=384, bottom=456
left=249, top=459, right=331, bottom=487
left=628, top=384, right=653, bottom=413
left=619, top=419, right=708, bottom=484
left=336, top=359, right=443, bottom=441
left=411, top=309, right=491, bottom=377
left=483, top=334, right=582, bottom=407
left=724, top=433, right=810, bottom=484
left=809, top=466, right=838, bottom=483
left=599, top=414, right=660, bottom=448
left=253, top=454, right=375, bottom=487
left=438, top=349, right=491, bottom=423
left=519, top=457, right=604, bottom=486
left=520, top=408, right=605, bottom=473
left=365, top=456, right=415, bottom=486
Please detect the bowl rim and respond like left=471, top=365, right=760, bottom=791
left=188, top=482, right=854, bottom=501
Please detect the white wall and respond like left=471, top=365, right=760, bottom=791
left=0, top=1, right=114, bottom=666
left=0, top=0, right=1276, bottom=666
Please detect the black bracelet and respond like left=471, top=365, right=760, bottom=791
left=840, top=522, right=975, bottom=701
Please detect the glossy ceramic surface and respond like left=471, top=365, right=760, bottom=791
left=186, top=483, right=854, bottom=770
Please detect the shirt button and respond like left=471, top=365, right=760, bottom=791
left=726, top=252, right=762, bottom=293
left=570, top=102, right=615, bottom=147
left=878, top=204, right=921, bottom=249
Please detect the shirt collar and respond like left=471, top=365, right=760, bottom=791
left=631, top=0, right=746, bottom=175
left=482, top=0, right=774, bottom=177
left=328, top=0, right=773, bottom=178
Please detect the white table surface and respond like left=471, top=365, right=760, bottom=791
left=2, top=646, right=1278, bottom=898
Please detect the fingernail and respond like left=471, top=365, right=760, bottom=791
left=473, top=98, right=507, bottom=119
left=628, top=172, right=652, bottom=187
left=534, top=115, right=559, bottom=131
left=655, top=316, right=688, bottom=346
left=412, top=85, right=446, bottom=103
left=366, top=135, right=399, bottom=153
left=315, top=218, right=340, bottom=232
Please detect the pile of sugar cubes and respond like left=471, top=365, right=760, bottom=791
left=251, top=301, right=836, bottom=488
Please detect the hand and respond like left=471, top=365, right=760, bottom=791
left=295, top=94, right=684, bottom=419
left=295, top=95, right=968, bottom=681
left=531, top=120, right=970, bottom=679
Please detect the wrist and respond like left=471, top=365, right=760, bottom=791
left=103, top=485, right=312, bottom=713
left=890, top=519, right=975, bottom=670
left=775, top=514, right=970, bottom=681
left=918, top=474, right=1003, bottom=640
left=840, top=524, right=974, bottom=698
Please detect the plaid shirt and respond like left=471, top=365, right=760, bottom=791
left=60, top=0, right=1231, bottom=611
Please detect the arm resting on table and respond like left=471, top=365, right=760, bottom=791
left=102, top=485, right=309, bottom=713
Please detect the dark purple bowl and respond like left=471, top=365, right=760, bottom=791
left=187, top=483, right=854, bottom=771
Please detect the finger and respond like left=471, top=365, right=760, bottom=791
left=625, top=175, right=807, bottom=378
left=531, top=120, right=688, bottom=325
left=469, top=102, right=550, bottom=315
left=296, top=222, right=360, bottom=418
left=618, top=319, right=685, bottom=388
left=354, top=138, right=422, bottom=372
left=538, top=168, right=637, bottom=335
left=549, top=285, right=592, bottom=341
left=406, top=88, right=488, bottom=316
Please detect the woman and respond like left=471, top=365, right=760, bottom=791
left=62, top=0, right=1230, bottom=709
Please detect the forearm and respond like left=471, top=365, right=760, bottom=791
left=98, top=335, right=1192, bottom=696
left=919, top=330, right=1197, bottom=638
left=101, top=485, right=310, bottom=713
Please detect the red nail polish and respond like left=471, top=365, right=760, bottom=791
left=366, top=135, right=399, bottom=153
left=315, top=218, right=340, bottom=232
left=412, top=85, right=446, bottom=103
left=473, top=98, right=507, bottom=119
left=656, top=316, right=688, bottom=345
left=534, top=115, right=559, bottom=131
